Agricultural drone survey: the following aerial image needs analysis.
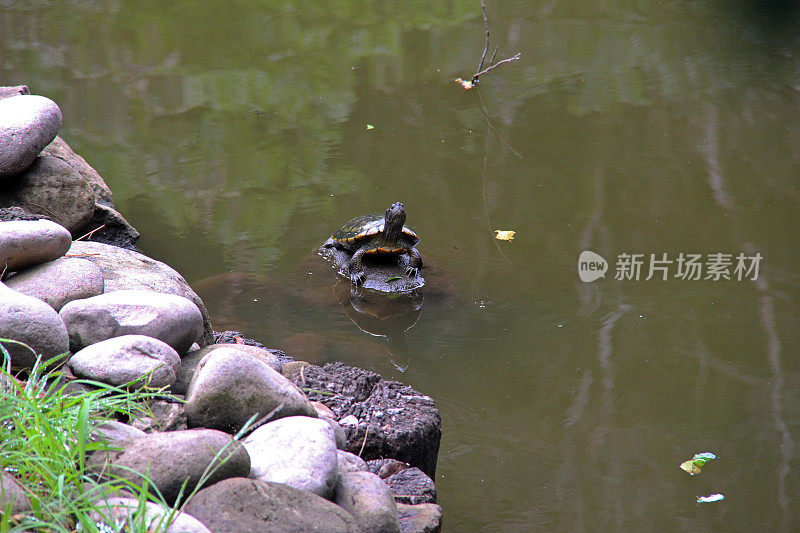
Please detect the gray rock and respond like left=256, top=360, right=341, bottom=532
left=130, top=399, right=187, bottom=433
left=184, top=478, right=356, bottom=533
left=174, top=343, right=282, bottom=395
left=323, top=415, right=348, bottom=450
left=0, top=281, right=69, bottom=369
left=88, top=428, right=250, bottom=505
left=383, top=467, right=437, bottom=505
left=92, top=420, right=147, bottom=448
left=90, top=497, right=211, bottom=533
left=67, top=241, right=213, bottom=346
left=338, top=450, right=369, bottom=474
left=286, top=362, right=441, bottom=478
left=0, top=472, right=31, bottom=514
left=0, top=95, right=62, bottom=178
left=68, top=335, right=181, bottom=389
left=0, top=219, right=71, bottom=272
left=397, top=503, right=442, bottom=533
left=5, top=256, right=104, bottom=310
left=0, top=154, right=96, bottom=234
left=335, top=471, right=400, bottom=533
left=42, top=136, right=139, bottom=248
left=60, top=290, right=203, bottom=354
left=243, top=416, right=339, bottom=499
left=185, top=348, right=317, bottom=433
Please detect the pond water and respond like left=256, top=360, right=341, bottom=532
left=4, top=1, right=800, bottom=530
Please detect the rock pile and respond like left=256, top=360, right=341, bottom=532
left=0, top=86, right=442, bottom=532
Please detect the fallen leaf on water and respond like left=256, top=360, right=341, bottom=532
left=680, top=452, right=717, bottom=475
left=697, top=493, right=725, bottom=503
left=386, top=276, right=402, bottom=282
left=455, top=77, right=474, bottom=90
left=493, top=230, right=515, bottom=241
left=366, top=124, right=374, bottom=130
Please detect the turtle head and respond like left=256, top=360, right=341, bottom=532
left=384, top=202, right=406, bottom=241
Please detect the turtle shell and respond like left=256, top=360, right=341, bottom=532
left=332, top=213, right=419, bottom=252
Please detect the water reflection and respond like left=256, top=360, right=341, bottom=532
left=333, top=280, right=423, bottom=371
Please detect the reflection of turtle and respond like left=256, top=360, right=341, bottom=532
left=326, top=202, right=422, bottom=286
left=333, top=280, right=423, bottom=371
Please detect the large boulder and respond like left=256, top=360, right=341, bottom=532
left=42, top=136, right=139, bottom=248
left=0, top=281, right=69, bottom=369
left=285, top=362, right=441, bottom=478
left=334, top=471, right=400, bottom=533
left=87, top=428, right=250, bottom=505
left=68, top=335, right=181, bottom=389
left=66, top=241, right=213, bottom=346
left=185, top=348, right=316, bottom=433
left=0, top=94, right=61, bottom=179
left=243, top=416, right=339, bottom=499
left=60, top=290, right=203, bottom=354
left=0, top=219, right=71, bottom=272
left=0, top=154, right=96, bottom=234
left=5, top=256, right=104, bottom=311
left=183, top=478, right=357, bottom=533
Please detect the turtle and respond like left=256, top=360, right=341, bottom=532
left=327, top=202, right=422, bottom=286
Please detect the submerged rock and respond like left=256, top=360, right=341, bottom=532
left=5, top=256, right=104, bottom=311
left=243, top=416, right=339, bottom=499
left=0, top=95, right=62, bottom=179
left=397, top=503, right=442, bottom=533
left=184, top=478, right=356, bottom=533
left=60, top=290, right=204, bottom=354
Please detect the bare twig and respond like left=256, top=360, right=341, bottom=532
left=477, top=0, right=490, bottom=73
left=472, top=52, right=521, bottom=82
left=76, top=224, right=106, bottom=242
left=456, top=1, right=521, bottom=89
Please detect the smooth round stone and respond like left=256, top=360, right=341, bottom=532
left=0, top=95, right=62, bottom=178
left=90, top=497, right=211, bottom=533
left=174, top=343, right=283, bottom=396
left=335, top=471, right=400, bottom=533
left=5, top=257, right=104, bottom=311
left=0, top=219, right=71, bottom=272
left=0, top=155, right=96, bottom=234
left=0, top=281, right=69, bottom=369
left=243, top=416, right=339, bottom=499
left=68, top=335, right=181, bottom=389
left=59, top=290, right=204, bottom=354
left=184, top=348, right=317, bottom=433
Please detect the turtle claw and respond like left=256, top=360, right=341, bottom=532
left=350, top=270, right=366, bottom=286
left=405, top=266, right=420, bottom=278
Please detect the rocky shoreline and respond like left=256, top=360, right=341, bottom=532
left=0, top=86, right=442, bottom=532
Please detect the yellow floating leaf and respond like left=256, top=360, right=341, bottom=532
left=455, top=77, right=474, bottom=90
left=366, top=124, right=374, bottom=130
left=493, top=230, right=515, bottom=241
left=680, top=460, right=702, bottom=475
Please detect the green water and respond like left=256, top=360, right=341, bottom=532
left=4, top=1, right=800, bottom=530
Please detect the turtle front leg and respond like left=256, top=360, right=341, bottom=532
left=348, top=247, right=367, bottom=285
left=404, top=247, right=423, bottom=278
